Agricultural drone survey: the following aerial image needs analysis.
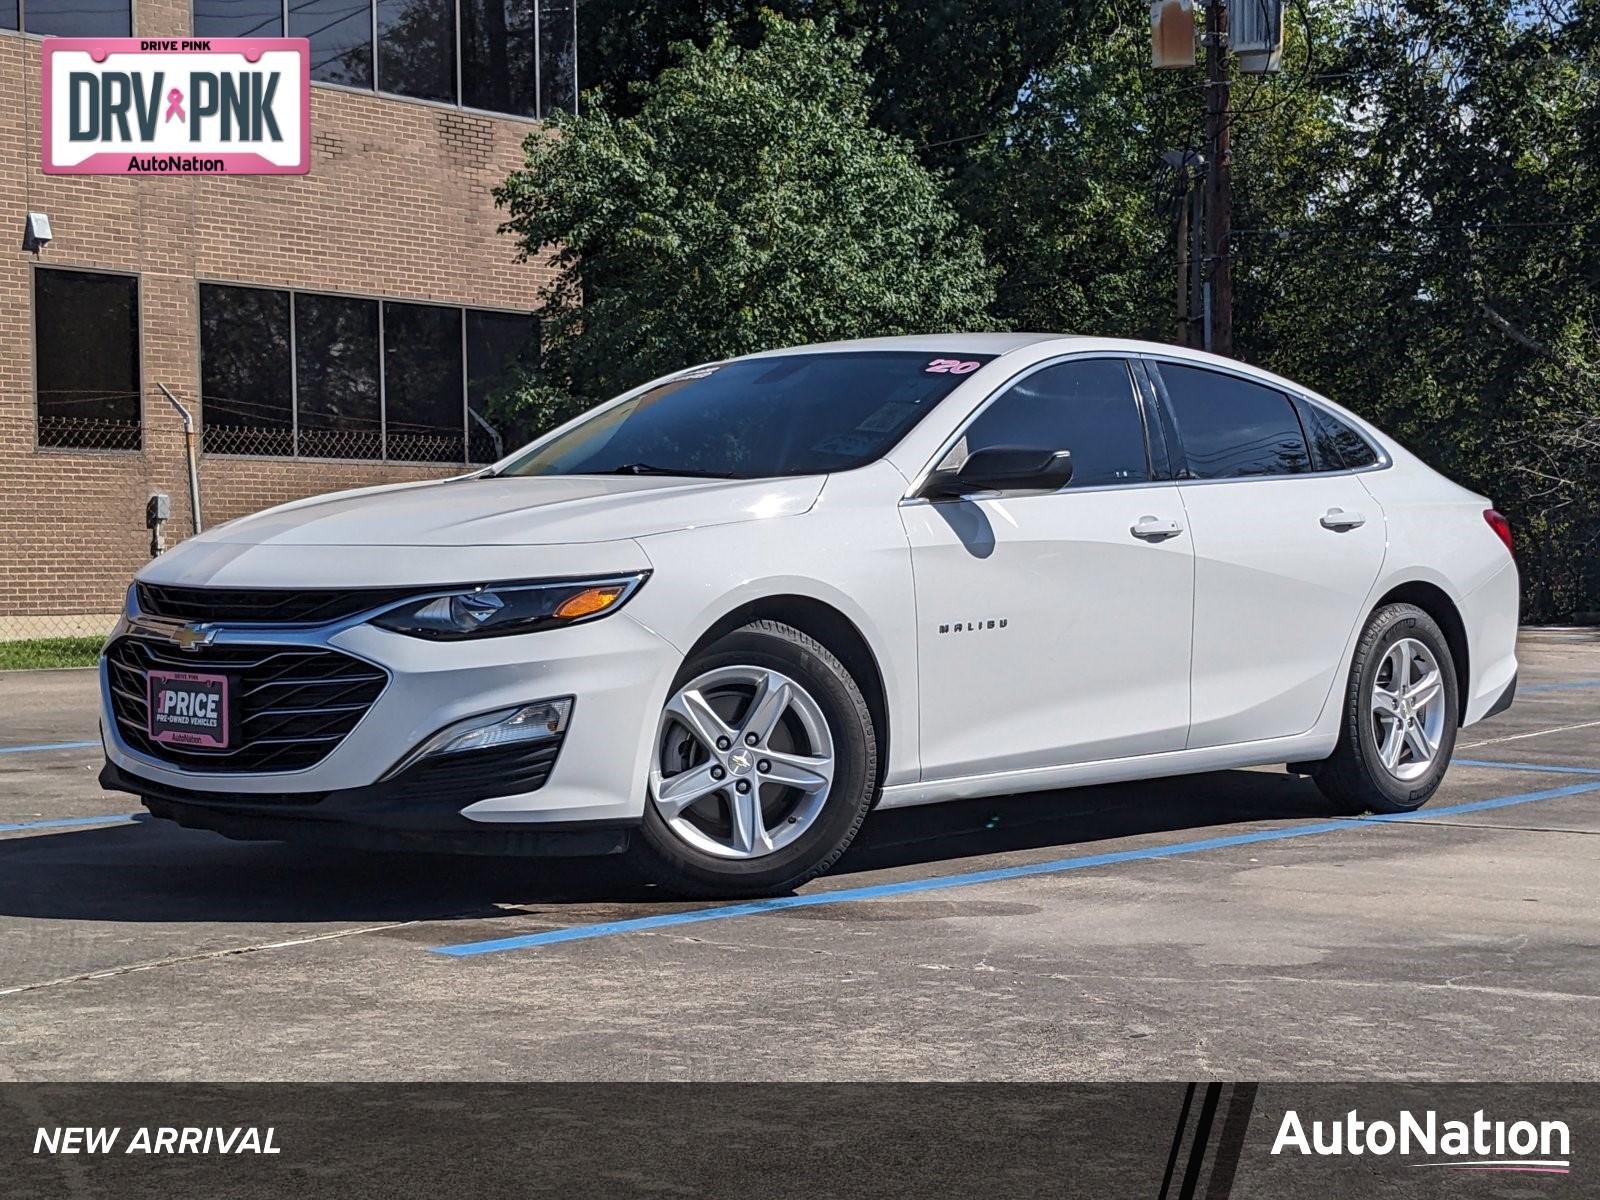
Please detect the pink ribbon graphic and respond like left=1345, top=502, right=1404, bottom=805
left=164, top=88, right=185, bottom=123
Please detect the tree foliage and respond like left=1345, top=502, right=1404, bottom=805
left=495, top=13, right=995, bottom=417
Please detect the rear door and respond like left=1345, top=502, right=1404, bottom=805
left=1146, top=359, right=1386, bottom=748
left=901, top=356, right=1194, bottom=780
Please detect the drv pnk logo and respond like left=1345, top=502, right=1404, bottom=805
left=42, top=38, right=309, bottom=175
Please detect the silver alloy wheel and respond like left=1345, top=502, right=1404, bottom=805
left=1369, top=637, right=1448, bottom=782
left=650, top=666, right=836, bottom=860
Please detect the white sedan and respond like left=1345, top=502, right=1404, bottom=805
left=100, top=335, right=1520, bottom=896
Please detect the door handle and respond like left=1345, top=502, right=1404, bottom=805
left=1131, top=516, right=1184, bottom=541
left=1320, top=508, right=1367, bottom=531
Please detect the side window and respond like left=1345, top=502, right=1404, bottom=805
left=955, top=359, right=1149, bottom=489
left=1158, top=363, right=1311, bottom=479
left=1305, top=404, right=1380, bottom=470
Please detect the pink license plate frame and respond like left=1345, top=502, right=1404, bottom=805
left=146, top=669, right=232, bottom=749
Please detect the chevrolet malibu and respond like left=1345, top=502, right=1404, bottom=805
left=100, top=335, right=1520, bottom=896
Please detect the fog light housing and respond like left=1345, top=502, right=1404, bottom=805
left=383, top=698, right=572, bottom=779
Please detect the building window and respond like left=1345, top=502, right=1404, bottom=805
left=35, top=268, right=141, bottom=452
left=199, top=284, right=539, bottom=463
left=200, top=284, right=294, bottom=456
left=10, top=0, right=131, bottom=35
left=193, top=0, right=578, bottom=118
left=460, top=0, right=536, bottom=117
left=378, top=0, right=457, bottom=104
left=193, top=0, right=278, bottom=36
left=466, top=309, right=539, bottom=461
left=295, top=294, right=383, bottom=460
left=293, top=0, right=373, bottom=89
left=537, top=0, right=576, bottom=118
left=384, top=301, right=464, bottom=462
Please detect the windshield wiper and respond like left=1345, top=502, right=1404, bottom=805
left=607, top=463, right=740, bottom=479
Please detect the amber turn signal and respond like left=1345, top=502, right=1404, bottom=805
left=553, top=585, right=627, bottom=620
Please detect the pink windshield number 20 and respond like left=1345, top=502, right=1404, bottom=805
left=924, top=358, right=981, bottom=375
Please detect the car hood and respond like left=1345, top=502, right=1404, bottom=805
left=193, top=473, right=826, bottom=549
left=136, top=473, right=827, bottom=590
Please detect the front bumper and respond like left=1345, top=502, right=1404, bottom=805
left=100, top=760, right=637, bottom=856
left=100, top=607, right=683, bottom=834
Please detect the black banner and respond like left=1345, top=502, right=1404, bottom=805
left=3, top=1084, right=1594, bottom=1198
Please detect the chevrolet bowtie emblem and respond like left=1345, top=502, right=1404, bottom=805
left=170, top=623, right=218, bottom=651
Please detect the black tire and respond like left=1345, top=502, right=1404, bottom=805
left=631, top=620, right=879, bottom=897
left=1313, top=602, right=1460, bottom=814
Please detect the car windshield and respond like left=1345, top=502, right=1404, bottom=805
left=496, top=350, right=995, bottom=479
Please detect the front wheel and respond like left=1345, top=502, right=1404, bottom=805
left=1313, top=602, right=1459, bottom=814
left=631, top=620, right=878, bottom=897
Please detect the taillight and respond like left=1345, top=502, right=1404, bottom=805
left=1484, top=508, right=1514, bottom=556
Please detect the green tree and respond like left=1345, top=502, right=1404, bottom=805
left=496, top=12, right=996, bottom=419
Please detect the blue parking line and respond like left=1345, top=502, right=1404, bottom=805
left=0, top=812, right=143, bottom=833
left=1456, top=758, right=1600, bottom=775
left=430, top=776, right=1600, bottom=957
left=0, top=740, right=99, bottom=755
left=1520, top=679, right=1600, bottom=693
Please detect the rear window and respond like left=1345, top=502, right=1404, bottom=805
left=1158, top=363, right=1312, bottom=479
left=1306, top=404, right=1380, bottom=470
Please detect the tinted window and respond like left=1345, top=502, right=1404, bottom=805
left=193, top=0, right=281, bottom=37
left=200, top=284, right=293, bottom=456
left=537, top=0, right=577, bottom=117
left=1306, top=404, right=1379, bottom=470
left=293, top=0, right=374, bottom=87
left=2, top=0, right=17, bottom=29
left=466, top=310, right=540, bottom=462
left=35, top=269, right=141, bottom=450
left=955, top=359, right=1148, bottom=489
left=25, top=0, right=129, bottom=34
left=1159, top=364, right=1311, bottom=479
left=384, top=302, right=464, bottom=462
left=378, top=0, right=457, bottom=102
left=461, top=0, right=537, bottom=117
left=295, top=294, right=381, bottom=459
left=502, top=352, right=995, bottom=479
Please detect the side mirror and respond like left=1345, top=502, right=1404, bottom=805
left=922, top=446, right=1074, bottom=499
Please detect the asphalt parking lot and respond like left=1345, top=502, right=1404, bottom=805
left=1, top=628, right=1597, bottom=1082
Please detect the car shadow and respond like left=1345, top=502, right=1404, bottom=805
left=838, top=767, right=1345, bottom=874
left=0, top=768, right=1346, bottom=925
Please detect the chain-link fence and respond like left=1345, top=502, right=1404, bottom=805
left=35, top=414, right=144, bottom=452
left=199, top=421, right=502, bottom=466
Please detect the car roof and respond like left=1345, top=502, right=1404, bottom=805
left=739, top=333, right=1065, bottom=358
left=735, top=334, right=1327, bottom=404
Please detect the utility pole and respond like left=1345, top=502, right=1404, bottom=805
left=1203, top=0, right=1233, bottom=356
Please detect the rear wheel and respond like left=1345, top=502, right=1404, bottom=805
left=1313, top=602, right=1459, bottom=814
left=632, top=620, right=878, bottom=897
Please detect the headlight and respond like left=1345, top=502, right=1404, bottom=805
left=370, top=573, right=648, bottom=640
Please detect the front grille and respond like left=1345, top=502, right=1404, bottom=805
left=137, top=582, right=421, bottom=626
left=386, top=738, right=564, bottom=805
left=106, top=636, right=387, bottom=773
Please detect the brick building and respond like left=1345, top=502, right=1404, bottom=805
left=1, top=0, right=571, bottom=639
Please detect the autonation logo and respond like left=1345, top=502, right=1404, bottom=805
left=1272, top=1108, right=1571, bottom=1175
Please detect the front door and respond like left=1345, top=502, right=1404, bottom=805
left=901, top=357, right=1194, bottom=782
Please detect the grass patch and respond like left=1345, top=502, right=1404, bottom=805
left=0, top=637, right=105, bottom=671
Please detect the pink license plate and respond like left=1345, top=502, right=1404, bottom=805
left=146, top=670, right=231, bottom=749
